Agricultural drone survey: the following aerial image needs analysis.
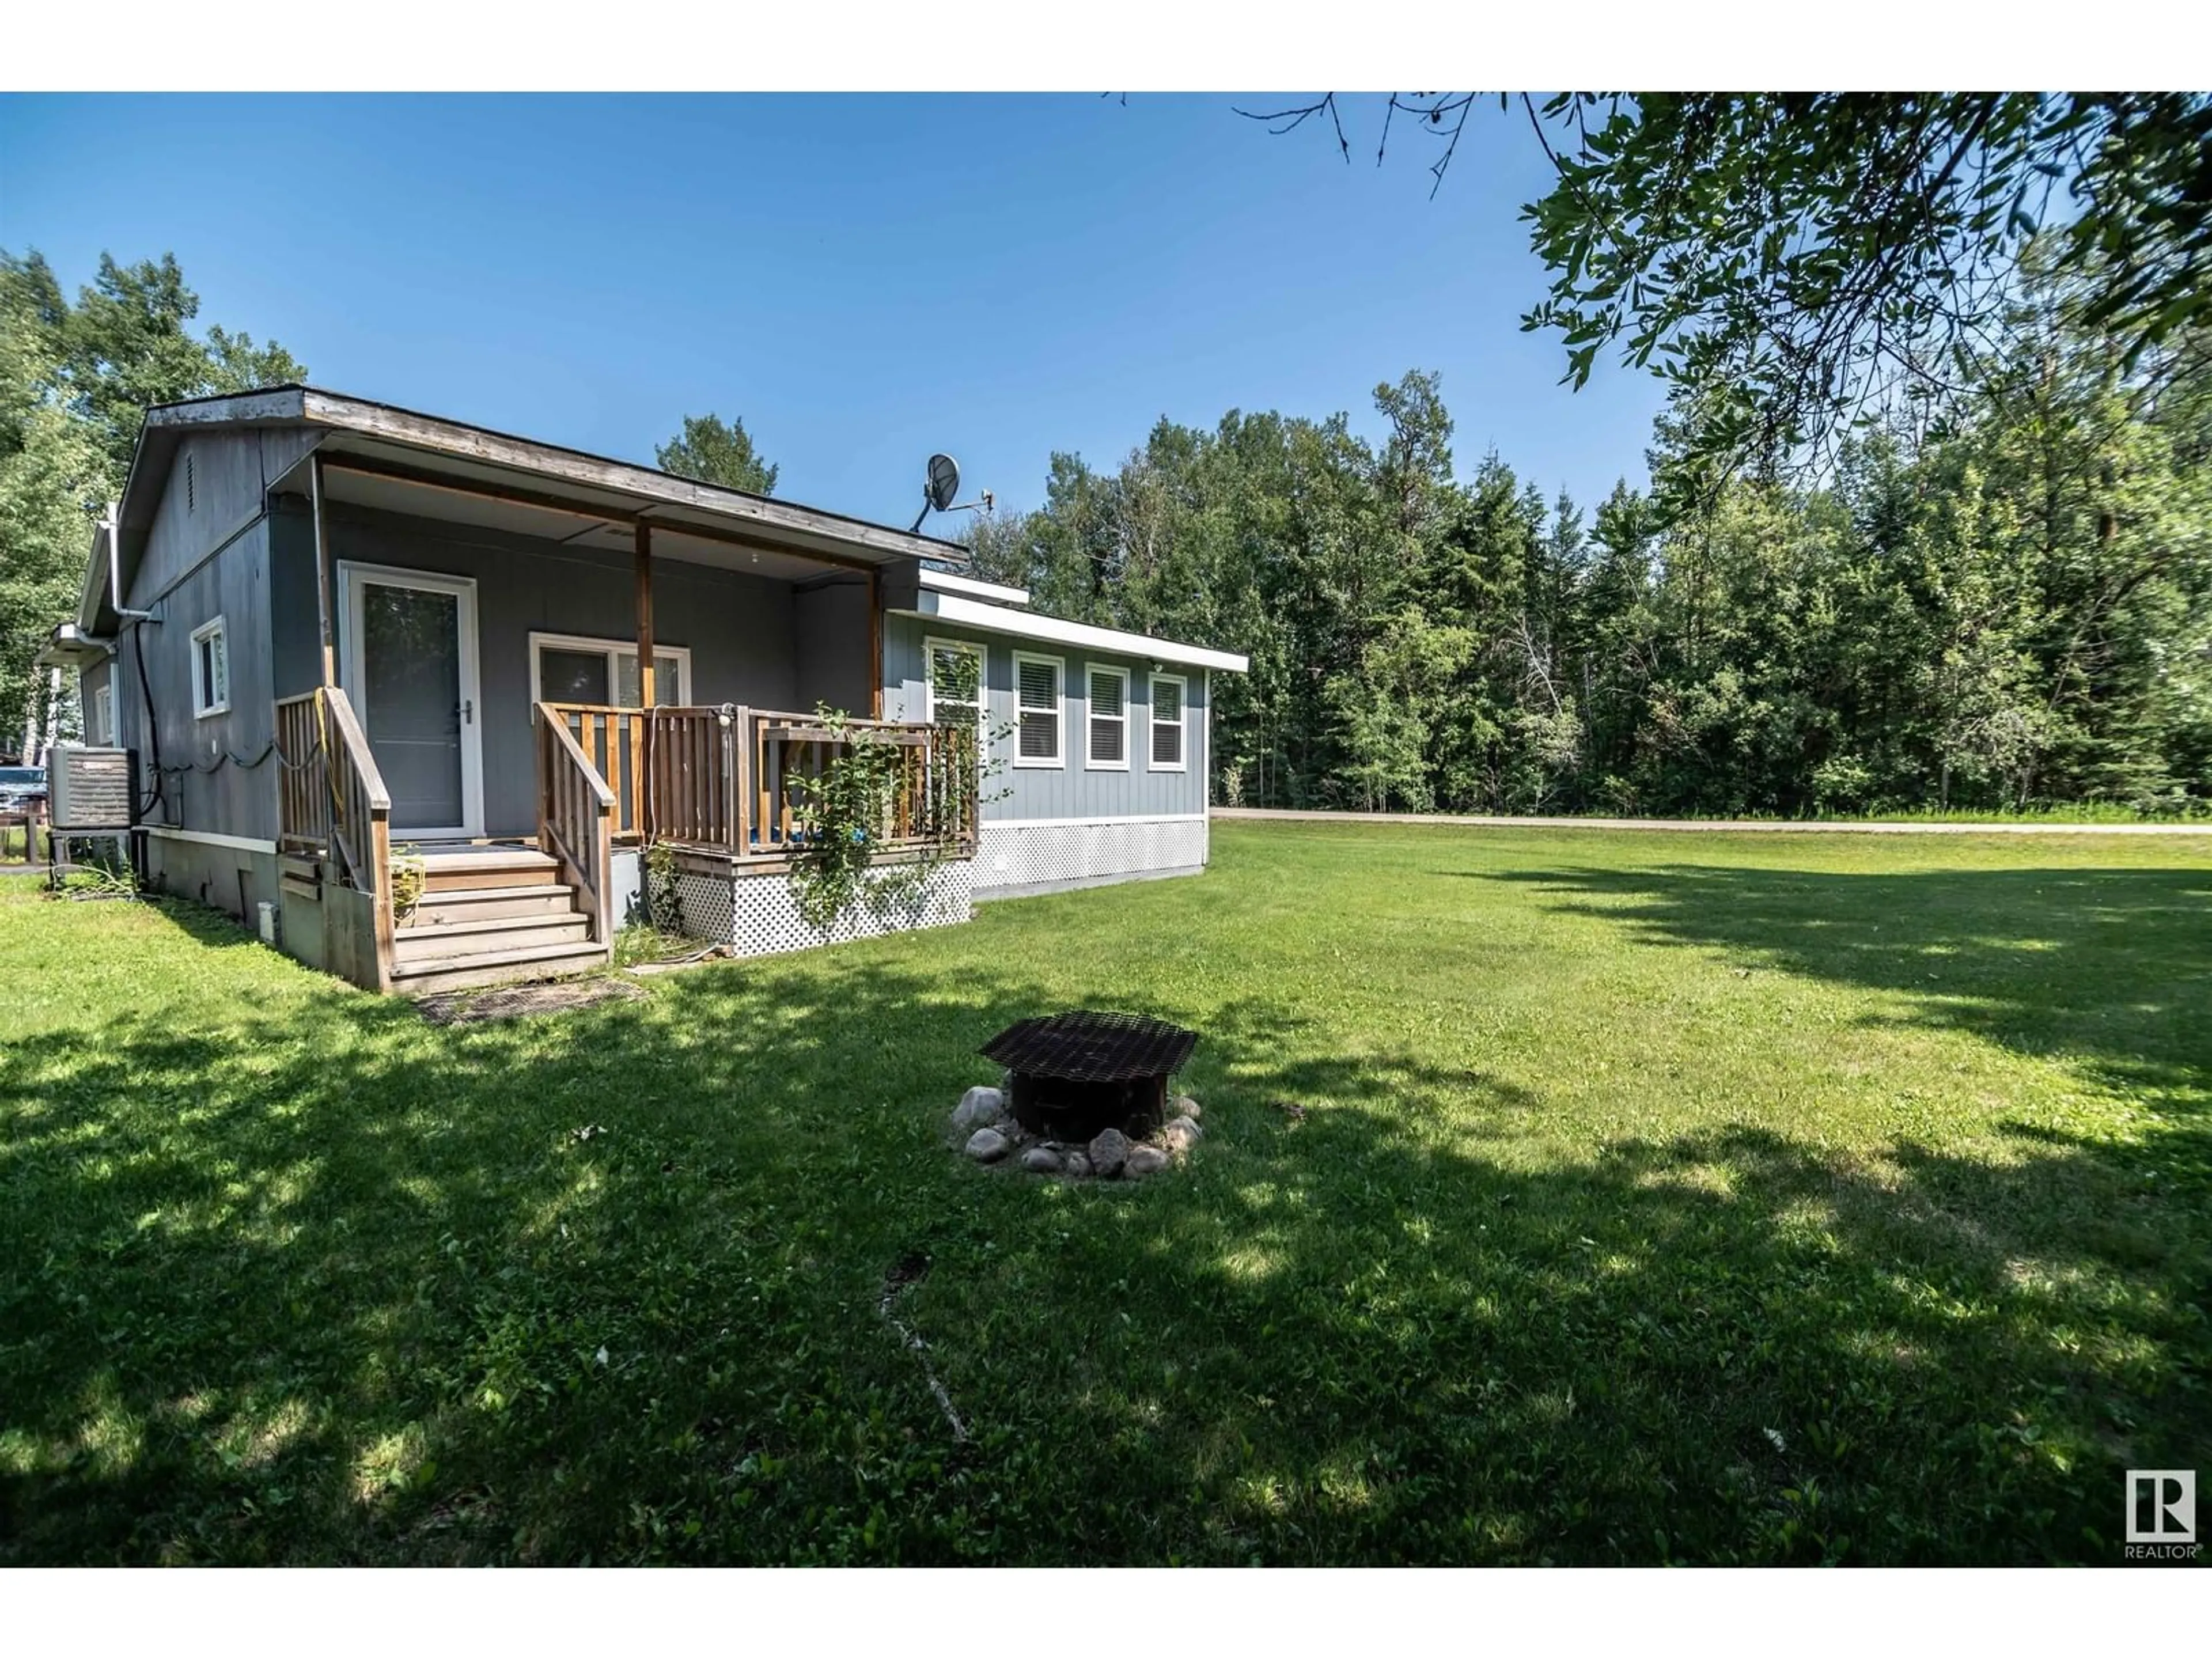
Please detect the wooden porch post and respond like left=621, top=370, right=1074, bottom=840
left=635, top=520, right=655, bottom=842
left=635, top=521, right=656, bottom=708
left=311, top=452, right=336, bottom=688
left=868, top=566, right=884, bottom=719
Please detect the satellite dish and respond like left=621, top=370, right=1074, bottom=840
left=926, top=454, right=961, bottom=513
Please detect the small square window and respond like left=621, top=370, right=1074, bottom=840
left=191, top=617, right=229, bottom=718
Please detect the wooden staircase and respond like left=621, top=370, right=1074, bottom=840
left=390, top=849, right=610, bottom=995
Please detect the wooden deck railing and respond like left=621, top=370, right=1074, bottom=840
left=275, top=691, right=329, bottom=850
left=322, top=686, right=392, bottom=932
left=746, top=710, right=978, bottom=856
left=277, top=685, right=390, bottom=899
left=538, top=702, right=978, bottom=866
left=541, top=704, right=647, bottom=841
left=535, top=702, right=617, bottom=940
left=647, top=705, right=739, bottom=849
left=274, top=685, right=396, bottom=991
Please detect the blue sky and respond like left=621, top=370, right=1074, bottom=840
left=1, top=94, right=1668, bottom=527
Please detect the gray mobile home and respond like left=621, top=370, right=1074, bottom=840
left=39, top=387, right=1246, bottom=993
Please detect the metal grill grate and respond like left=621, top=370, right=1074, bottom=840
left=980, top=1010, right=1198, bottom=1083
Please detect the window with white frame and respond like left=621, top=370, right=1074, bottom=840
left=190, top=617, right=229, bottom=717
left=1086, top=665, right=1130, bottom=769
left=90, top=683, right=113, bottom=745
left=925, top=638, right=984, bottom=733
left=1013, top=653, right=1064, bottom=766
left=529, top=632, right=690, bottom=707
left=1149, top=672, right=1187, bottom=770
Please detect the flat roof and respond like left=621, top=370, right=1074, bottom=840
left=895, top=588, right=1249, bottom=673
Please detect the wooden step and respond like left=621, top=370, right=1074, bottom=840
left=406, top=882, right=581, bottom=925
left=391, top=938, right=609, bottom=996
left=393, top=912, right=591, bottom=963
left=416, top=850, right=562, bottom=892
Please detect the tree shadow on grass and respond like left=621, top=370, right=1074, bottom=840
left=2, top=887, right=2207, bottom=1564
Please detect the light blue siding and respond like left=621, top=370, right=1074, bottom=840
left=880, top=612, right=1209, bottom=822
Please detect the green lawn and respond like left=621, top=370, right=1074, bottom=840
left=2, top=822, right=2207, bottom=1564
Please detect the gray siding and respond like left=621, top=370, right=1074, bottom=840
left=791, top=578, right=873, bottom=715
left=77, top=658, right=113, bottom=743
left=115, top=517, right=278, bottom=841
left=268, top=495, right=322, bottom=702
left=310, top=504, right=812, bottom=837
left=127, top=429, right=315, bottom=610
left=881, top=612, right=1210, bottom=822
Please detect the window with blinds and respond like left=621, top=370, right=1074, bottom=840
left=1087, top=665, right=1129, bottom=768
left=1149, top=673, right=1186, bottom=769
left=926, top=640, right=984, bottom=731
left=1013, top=653, right=1063, bottom=766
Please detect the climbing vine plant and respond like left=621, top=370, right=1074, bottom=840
left=786, top=704, right=1006, bottom=932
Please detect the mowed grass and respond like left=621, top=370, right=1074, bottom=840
left=2, top=822, right=2207, bottom=1565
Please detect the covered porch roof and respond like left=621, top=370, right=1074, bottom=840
left=81, top=384, right=974, bottom=631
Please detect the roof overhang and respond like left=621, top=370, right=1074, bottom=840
left=289, top=389, right=972, bottom=573
left=920, top=566, right=1029, bottom=607
left=36, top=621, right=113, bottom=671
left=85, top=384, right=978, bottom=623
left=893, top=589, right=1249, bottom=673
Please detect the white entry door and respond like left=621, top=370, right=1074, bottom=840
left=338, top=562, right=485, bottom=840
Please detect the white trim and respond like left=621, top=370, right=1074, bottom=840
left=337, top=560, right=485, bottom=840
left=528, top=630, right=693, bottom=706
left=90, top=683, right=114, bottom=745
left=1084, top=664, right=1130, bottom=771
left=1147, top=671, right=1188, bottom=772
left=908, top=590, right=1248, bottom=673
left=921, top=567, right=1029, bottom=607
left=1010, top=650, right=1065, bottom=768
left=147, top=825, right=278, bottom=855
left=189, top=615, right=230, bottom=718
left=982, top=813, right=1208, bottom=828
left=921, top=635, right=986, bottom=734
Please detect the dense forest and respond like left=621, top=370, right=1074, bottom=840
left=964, top=264, right=2212, bottom=818
left=7, top=244, right=2209, bottom=817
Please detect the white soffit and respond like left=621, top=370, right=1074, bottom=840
left=920, top=567, right=1030, bottom=606
left=908, top=590, right=1249, bottom=673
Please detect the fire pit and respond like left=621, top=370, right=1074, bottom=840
left=979, top=1010, right=1199, bottom=1142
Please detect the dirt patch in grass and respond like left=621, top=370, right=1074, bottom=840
left=413, top=977, right=645, bottom=1025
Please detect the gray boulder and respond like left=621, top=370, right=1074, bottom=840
left=952, top=1086, right=1007, bottom=1133
left=1160, top=1114, right=1203, bottom=1153
left=1062, top=1152, right=1093, bottom=1179
left=1020, top=1145, right=1063, bottom=1174
left=1126, top=1145, right=1169, bottom=1177
left=964, top=1127, right=1011, bottom=1163
left=1088, top=1127, right=1130, bottom=1179
left=1172, top=1095, right=1201, bottom=1120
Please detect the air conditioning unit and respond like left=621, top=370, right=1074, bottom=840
left=47, top=745, right=137, bottom=831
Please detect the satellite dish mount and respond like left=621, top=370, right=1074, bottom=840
left=909, top=453, right=994, bottom=533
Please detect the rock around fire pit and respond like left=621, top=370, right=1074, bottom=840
left=979, top=1010, right=1199, bottom=1141
left=954, top=1010, right=1205, bottom=1179
left=949, top=1082, right=1204, bottom=1180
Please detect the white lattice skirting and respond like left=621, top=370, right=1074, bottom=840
left=973, top=816, right=1209, bottom=893
left=675, top=859, right=975, bottom=959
